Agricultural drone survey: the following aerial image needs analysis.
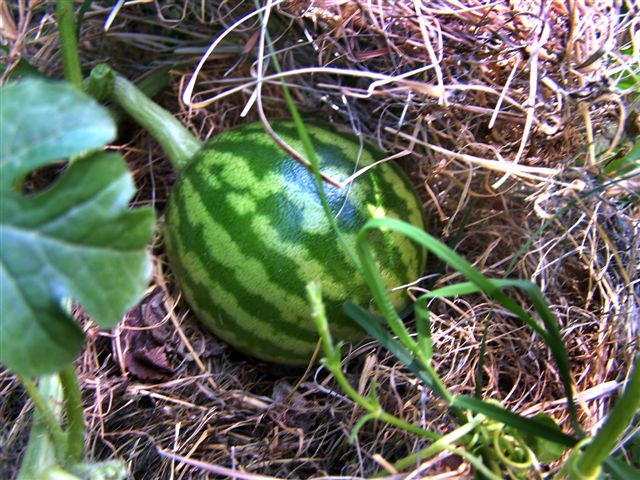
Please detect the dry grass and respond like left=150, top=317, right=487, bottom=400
left=1, top=1, right=639, bottom=478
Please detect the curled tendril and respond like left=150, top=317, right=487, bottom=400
left=492, top=429, right=533, bottom=471
left=464, top=406, right=537, bottom=478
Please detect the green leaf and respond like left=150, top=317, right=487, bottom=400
left=603, top=141, right=640, bottom=178
left=0, top=54, right=46, bottom=82
left=520, top=414, right=567, bottom=462
left=0, top=79, right=155, bottom=377
left=0, top=80, right=115, bottom=191
left=614, top=68, right=640, bottom=94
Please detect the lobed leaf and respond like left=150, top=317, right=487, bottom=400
left=0, top=79, right=155, bottom=377
left=0, top=80, right=115, bottom=191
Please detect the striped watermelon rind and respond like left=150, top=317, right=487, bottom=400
left=164, top=120, right=425, bottom=365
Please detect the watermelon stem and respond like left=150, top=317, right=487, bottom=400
left=89, top=64, right=202, bottom=172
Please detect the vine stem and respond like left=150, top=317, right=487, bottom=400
left=59, top=365, right=85, bottom=463
left=307, top=282, right=441, bottom=441
left=17, top=374, right=68, bottom=463
left=55, top=0, right=83, bottom=89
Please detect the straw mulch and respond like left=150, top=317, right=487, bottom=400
left=1, top=1, right=638, bottom=478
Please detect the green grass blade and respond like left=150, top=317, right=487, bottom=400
left=75, top=0, right=95, bottom=38
left=344, top=302, right=449, bottom=399
left=453, top=395, right=576, bottom=447
left=476, top=323, right=490, bottom=399
left=423, top=278, right=579, bottom=433
left=571, top=355, right=640, bottom=479
left=355, top=222, right=437, bottom=383
left=257, top=1, right=360, bottom=272
left=359, top=219, right=536, bottom=323
left=414, top=298, right=433, bottom=359
left=357, top=217, right=581, bottom=434
left=603, top=457, right=640, bottom=480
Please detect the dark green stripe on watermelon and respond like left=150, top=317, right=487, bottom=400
left=165, top=192, right=315, bottom=363
left=165, top=120, right=426, bottom=365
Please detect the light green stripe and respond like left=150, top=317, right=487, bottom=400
left=180, top=177, right=312, bottom=323
left=174, top=237, right=312, bottom=357
left=250, top=214, right=347, bottom=300
left=194, top=156, right=279, bottom=198
left=184, top=171, right=351, bottom=301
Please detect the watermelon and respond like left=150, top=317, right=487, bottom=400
left=164, top=120, right=425, bottom=365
